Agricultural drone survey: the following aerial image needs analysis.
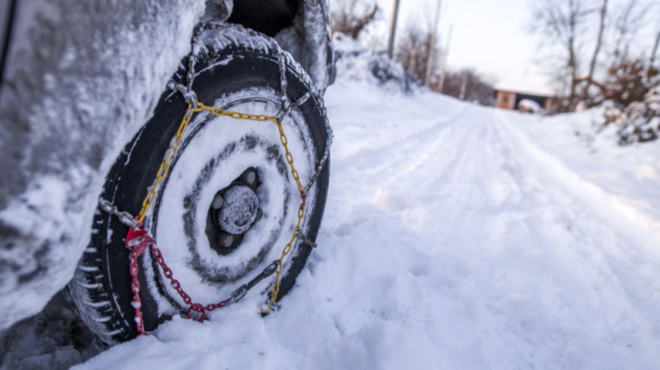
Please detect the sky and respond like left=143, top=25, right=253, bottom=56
left=351, top=0, right=660, bottom=85
left=356, top=0, right=541, bottom=83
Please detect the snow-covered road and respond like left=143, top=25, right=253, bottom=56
left=64, top=79, right=660, bottom=369
left=320, top=84, right=660, bottom=368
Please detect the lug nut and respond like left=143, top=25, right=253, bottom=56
left=245, top=170, right=256, bottom=185
left=218, top=233, right=234, bottom=248
left=212, top=194, right=224, bottom=209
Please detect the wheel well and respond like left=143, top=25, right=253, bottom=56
left=227, top=0, right=299, bottom=37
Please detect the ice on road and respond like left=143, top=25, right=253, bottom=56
left=74, top=80, right=660, bottom=369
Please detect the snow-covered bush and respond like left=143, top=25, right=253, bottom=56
left=596, top=56, right=660, bottom=145
left=368, top=53, right=415, bottom=93
left=604, top=85, right=660, bottom=145
left=602, top=58, right=657, bottom=107
left=333, top=33, right=416, bottom=93
left=519, top=99, right=542, bottom=113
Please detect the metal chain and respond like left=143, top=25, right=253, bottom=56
left=261, top=116, right=307, bottom=314
left=100, top=201, right=286, bottom=335
left=259, top=47, right=332, bottom=314
left=99, top=199, right=140, bottom=229
left=96, top=32, right=332, bottom=335
left=277, top=48, right=289, bottom=115
left=304, top=140, right=331, bottom=195
left=296, top=229, right=317, bottom=248
left=136, top=106, right=194, bottom=224
left=274, top=47, right=333, bottom=195
left=167, top=25, right=203, bottom=108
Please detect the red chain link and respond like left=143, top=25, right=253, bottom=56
left=125, top=219, right=228, bottom=336
left=300, top=190, right=306, bottom=208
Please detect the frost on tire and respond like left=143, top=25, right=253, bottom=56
left=68, top=23, right=331, bottom=344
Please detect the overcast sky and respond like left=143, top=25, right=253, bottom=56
left=358, top=0, right=541, bottom=83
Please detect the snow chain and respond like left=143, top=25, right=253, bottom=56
left=99, top=29, right=330, bottom=336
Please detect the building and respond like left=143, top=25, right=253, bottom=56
left=494, top=68, right=555, bottom=111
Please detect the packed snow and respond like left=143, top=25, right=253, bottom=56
left=3, top=29, right=660, bottom=370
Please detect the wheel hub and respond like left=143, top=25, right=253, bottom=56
left=216, top=185, right=258, bottom=234
left=207, top=167, right=262, bottom=255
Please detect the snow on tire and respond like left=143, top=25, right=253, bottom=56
left=68, top=24, right=330, bottom=344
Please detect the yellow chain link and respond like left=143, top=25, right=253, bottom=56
left=137, top=102, right=307, bottom=313
left=137, top=103, right=279, bottom=223
left=261, top=120, right=307, bottom=314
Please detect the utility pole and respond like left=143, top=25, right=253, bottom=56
left=437, top=24, right=452, bottom=93
left=459, top=70, right=467, bottom=100
left=387, top=0, right=401, bottom=59
left=424, top=0, right=442, bottom=86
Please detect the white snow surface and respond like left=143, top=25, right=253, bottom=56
left=65, top=74, right=660, bottom=368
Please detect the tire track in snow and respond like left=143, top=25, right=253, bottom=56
left=327, top=102, right=470, bottom=228
left=485, top=109, right=660, bottom=367
left=327, top=98, right=660, bottom=368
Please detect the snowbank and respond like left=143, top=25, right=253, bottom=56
left=333, top=33, right=415, bottom=93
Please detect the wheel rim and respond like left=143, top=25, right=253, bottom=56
left=147, top=92, right=318, bottom=311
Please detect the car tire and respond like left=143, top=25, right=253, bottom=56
left=68, top=23, right=330, bottom=344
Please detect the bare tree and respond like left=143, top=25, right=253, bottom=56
left=581, top=57, right=658, bottom=106
left=530, top=0, right=592, bottom=112
left=439, top=69, right=494, bottom=106
left=582, top=0, right=608, bottom=102
left=331, top=0, right=379, bottom=39
left=608, top=0, right=652, bottom=63
left=395, top=19, right=441, bottom=85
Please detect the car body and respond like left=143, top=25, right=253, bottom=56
left=0, top=0, right=334, bottom=331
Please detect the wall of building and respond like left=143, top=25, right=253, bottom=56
left=496, top=91, right=515, bottom=109
left=496, top=90, right=554, bottom=111
left=544, top=97, right=553, bottom=110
